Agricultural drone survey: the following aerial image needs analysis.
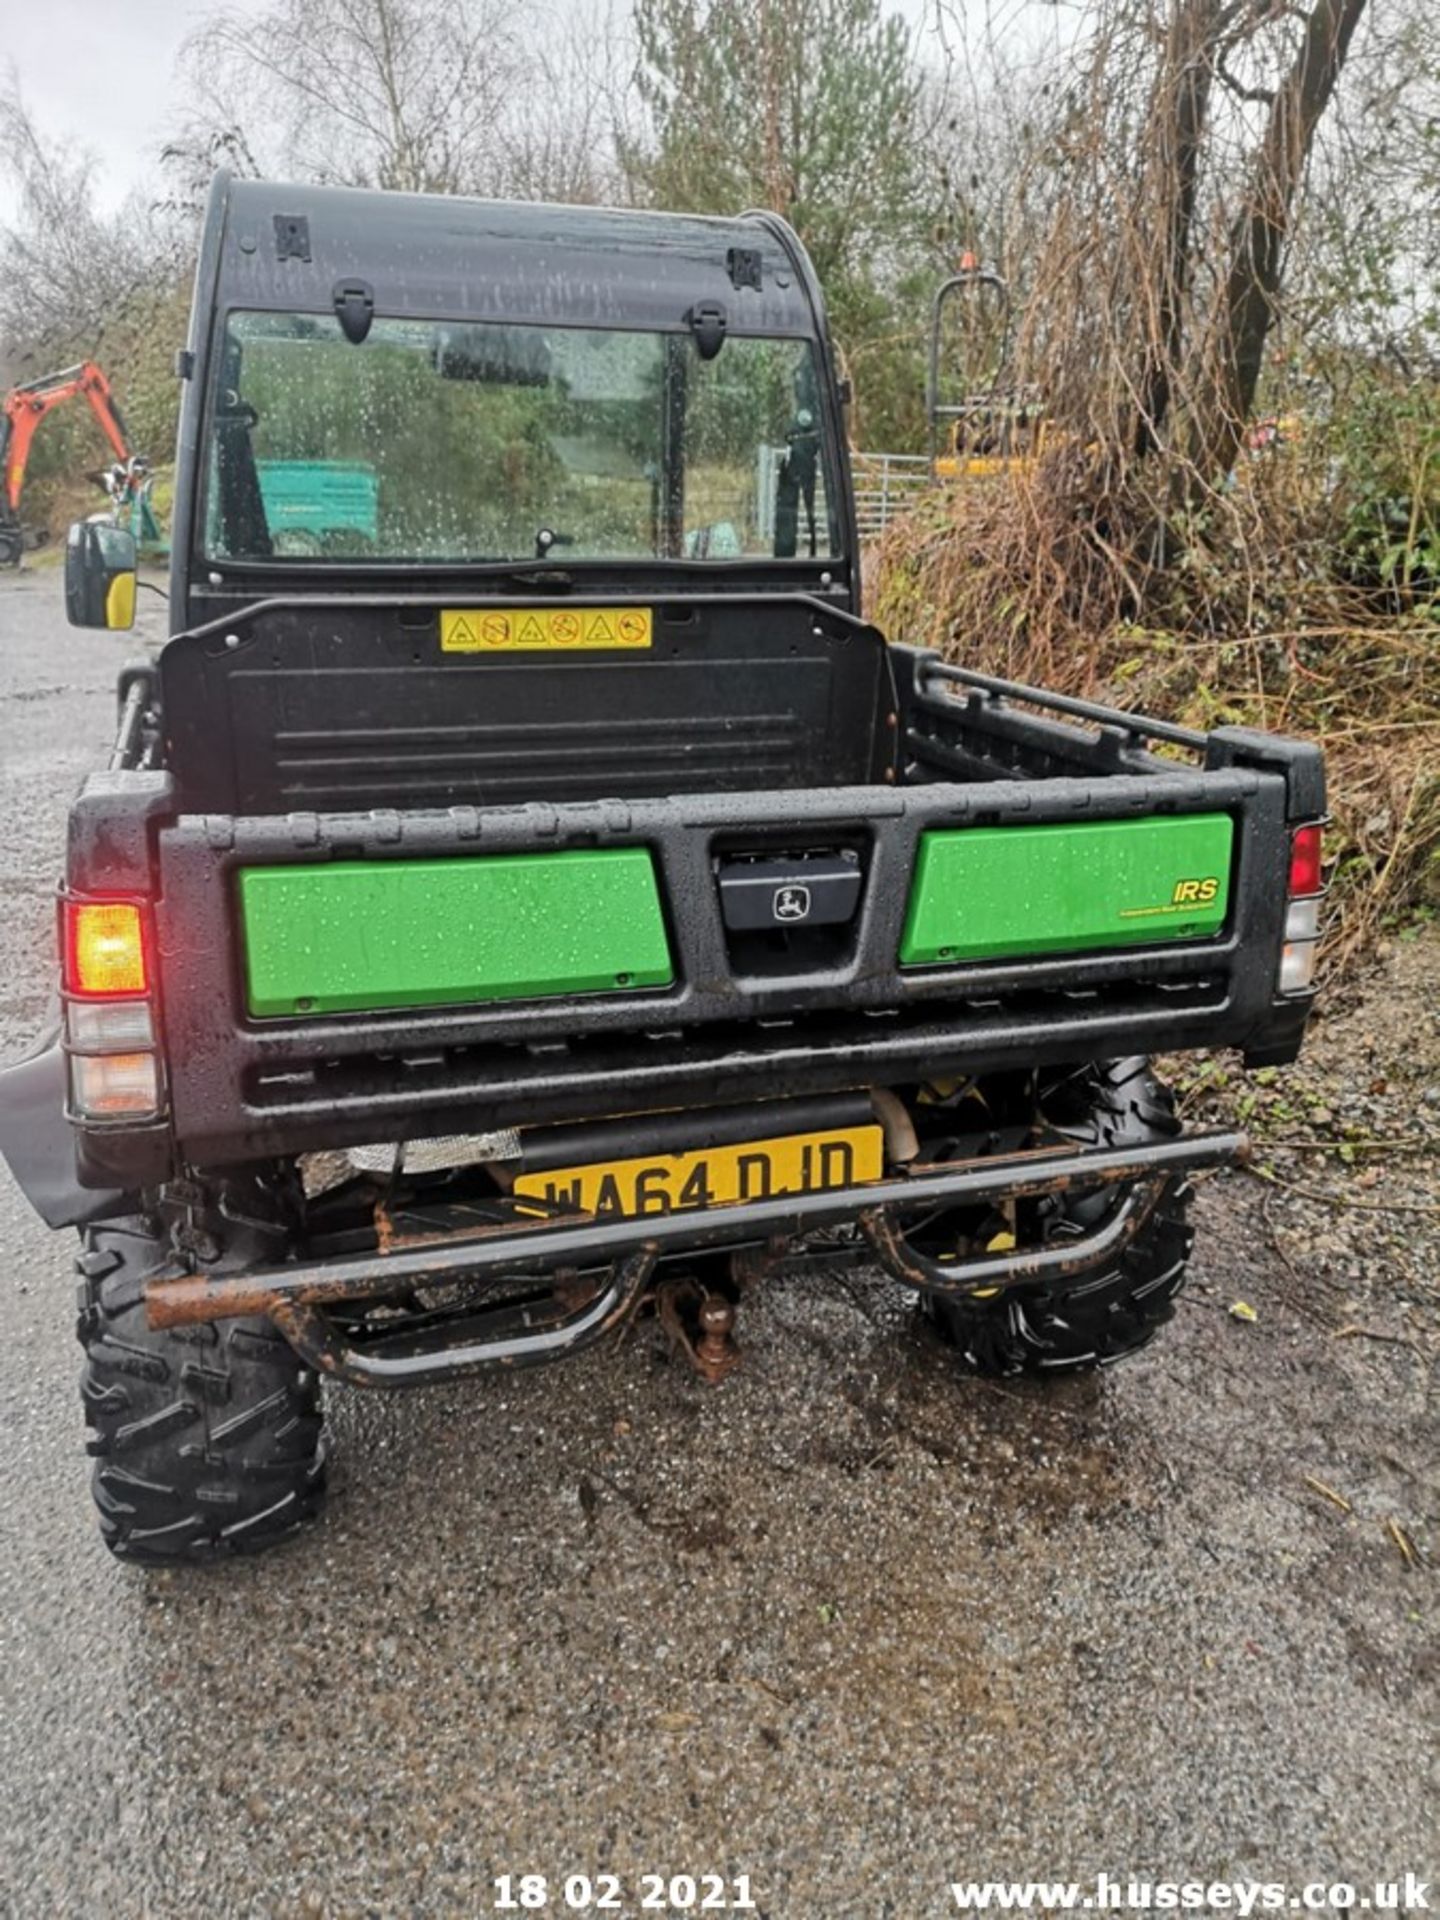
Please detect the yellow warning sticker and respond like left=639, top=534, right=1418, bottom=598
left=441, top=607, right=653, bottom=652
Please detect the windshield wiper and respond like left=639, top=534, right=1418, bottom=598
left=502, top=568, right=574, bottom=589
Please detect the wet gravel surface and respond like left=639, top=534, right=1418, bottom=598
left=0, top=571, right=1434, bottom=1918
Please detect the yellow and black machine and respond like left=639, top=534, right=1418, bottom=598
left=926, top=253, right=1049, bottom=480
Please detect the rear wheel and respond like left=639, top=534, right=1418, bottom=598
left=76, top=1218, right=328, bottom=1563
left=923, top=1057, right=1195, bottom=1375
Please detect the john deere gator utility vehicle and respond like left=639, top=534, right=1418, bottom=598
left=0, top=177, right=1327, bottom=1563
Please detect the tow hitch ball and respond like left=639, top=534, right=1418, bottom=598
left=655, top=1269, right=743, bottom=1383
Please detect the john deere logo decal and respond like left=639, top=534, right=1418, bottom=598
left=774, top=884, right=811, bottom=923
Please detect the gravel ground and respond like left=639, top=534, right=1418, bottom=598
left=0, top=568, right=1434, bottom=1919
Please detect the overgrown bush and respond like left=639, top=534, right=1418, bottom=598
left=1324, top=370, right=1440, bottom=605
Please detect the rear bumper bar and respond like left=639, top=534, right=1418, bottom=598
left=144, top=1128, right=1246, bottom=1382
left=146, top=765, right=1293, bottom=1174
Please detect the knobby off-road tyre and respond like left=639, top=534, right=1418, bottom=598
left=925, top=1057, right=1195, bottom=1376
left=76, top=1218, right=328, bottom=1564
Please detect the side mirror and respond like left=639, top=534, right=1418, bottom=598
left=65, top=520, right=137, bottom=630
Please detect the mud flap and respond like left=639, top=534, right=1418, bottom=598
left=0, top=1037, right=130, bottom=1228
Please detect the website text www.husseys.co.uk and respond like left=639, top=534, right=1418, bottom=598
left=949, top=1876, right=1431, bottom=1915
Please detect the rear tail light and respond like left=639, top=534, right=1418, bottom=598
left=1279, top=822, right=1325, bottom=996
left=65, top=900, right=149, bottom=996
left=60, top=895, right=164, bottom=1121
left=1278, top=935, right=1318, bottom=994
left=1288, top=823, right=1324, bottom=899
left=66, top=1000, right=155, bottom=1051
left=69, top=1052, right=162, bottom=1120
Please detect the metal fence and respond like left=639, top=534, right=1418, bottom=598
left=851, top=451, right=931, bottom=540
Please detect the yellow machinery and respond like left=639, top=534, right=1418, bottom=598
left=926, top=254, right=1049, bottom=480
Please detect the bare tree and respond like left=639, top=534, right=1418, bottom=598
left=494, top=12, right=631, bottom=206
left=0, top=82, right=178, bottom=364
left=1289, top=5, right=1440, bottom=370
left=1130, top=0, right=1223, bottom=457
left=985, top=0, right=1373, bottom=532
left=179, top=0, right=527, bottom=196
left=1182, top=0, right=1369, bottom=486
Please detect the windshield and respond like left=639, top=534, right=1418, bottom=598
left=203, top=311, right=837, bottom=565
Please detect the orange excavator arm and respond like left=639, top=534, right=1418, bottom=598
left=1, top=361, right=133, bottom=514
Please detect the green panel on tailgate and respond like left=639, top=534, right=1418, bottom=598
left=900, top=814, right=1234, bottom=966
left=239, top=849, right=674, bottom=1016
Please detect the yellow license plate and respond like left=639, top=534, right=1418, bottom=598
left=441, top=606, right=652, bottom=652
left=512, top=1125, right=884, bottom=1220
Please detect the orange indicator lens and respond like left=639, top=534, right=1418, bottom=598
left=67, top=901, right=148, bottom=996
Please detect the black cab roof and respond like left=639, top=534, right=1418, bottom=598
left=207, top=176, right=829, bottom=340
